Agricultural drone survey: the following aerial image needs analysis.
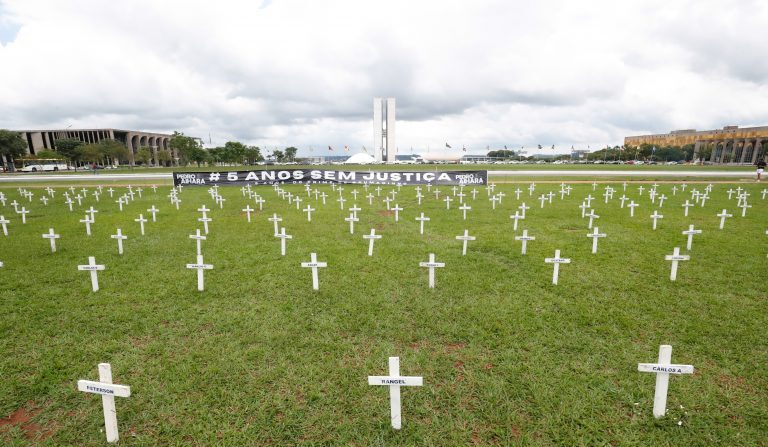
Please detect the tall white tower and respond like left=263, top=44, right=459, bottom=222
left=373, top=97, right=396, bottom=163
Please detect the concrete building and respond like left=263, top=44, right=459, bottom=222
left=624, top=125, right=768, bottom=164
left=373, top=98, right=396, bottom=163
left=16, top=128, right=176, bottom=165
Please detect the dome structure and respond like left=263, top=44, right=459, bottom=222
left=343, top=153, right=377, bottom=164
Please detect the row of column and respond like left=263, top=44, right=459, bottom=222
left=696, top=139, right=766, bottom=164
left=124, top=134, right=176, bottom=166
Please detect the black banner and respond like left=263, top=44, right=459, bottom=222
left=173, top=169, right=487, bottom=187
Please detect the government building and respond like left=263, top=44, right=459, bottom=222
left=624, top=125, right=768, bottom=164
left=16, top=128, right=175, bottom=164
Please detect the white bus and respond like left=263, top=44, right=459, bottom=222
left=18, top=159, right=70, bottom=172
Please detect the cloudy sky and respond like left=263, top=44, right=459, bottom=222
left=1, top=0, right=766, bottom=156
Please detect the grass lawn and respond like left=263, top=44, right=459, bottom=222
left=0, top=178, right=766, bottom=446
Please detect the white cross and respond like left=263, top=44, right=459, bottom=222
left=275, top=227, right=293, bottom=255
left=585, top=209, right=599, bottom=229
left=657, top=194, right=667, bottom=208
left=197, top=205, right=210, bottom=219
left=471, top=188, right=478, bottom=200
left=136, top=187, right=143, bottom=198
left=77, top=363, right=131, bottom=443
left=375, top=186, right=382, bottom=196
left=151, top=185, right=157, bottom=193
left=538, top=194, right=547, bottom=208
left=671, top=185, right=678, bottom=195
left=456, top=230, right=476, bottom=256
left=78, top=256, right=105, bottom=291
left=345, top=213, right=359, bottom=234
left=392, top=204, right=403, bottom=222
left=75, top=195, right=83, bottom=206
left=85, top=206, right=98, bottom=223
left=186, top=254, right=213, bottom=291
left=507, top=211, right=523, bottom=230
left=578, top=201, right=589, bottom=218
left=456, top=191, right=466, bottom=204
left=147, top=205, right=159, bottom=222
left=544, top=249, right=570, bottom=285
left=760, top=188, right=768, bottom=200
left=111, top=229, right=128, bottom=255
left=726, top=188, right=735, bottom=200
left=682, top=225, right=702, bottom=250
left=681, top=200, right=693, bottom=217
left=665, top=247, right=690, bottom=280
left=0, top=215, right=8, bottom=236
left=268, top=213, right=282, bottom=235
left=93, top=191, right=100, bottom=202
left=134, top=214, right=147, bottom=235
left=383, top=197, right=392, bottom=210
left=242, top=205, right=254, bottom=222
left=304, top=205, right=315, bottom=222
left=584, top=194, right=594, bottom=208
left=80, top=215, right=93, bottom=235
left=528, top=183, right=535, bottom=195
left=40, top=196, right=48, bottom=206
left=650, top=211, right=663, bottom=230
left=638, top=345, right=694, bottom=418
left=434, top=188, right=441, bottom=199
left=443, top=195, right=452, bottom=209
left=216, top=195, right=226, bottom=209
left=546, top=191, right=554, bottom=203
left=419, top=253, right=445, bottom=288
left=592, top=181, right=598, bottom=191
left=459, top=203, right=471, bottom=220
left=351, top=189, right=359, bottom=200
left=638, top=185, right=645, bottom=196
left=717, top=209, right=732, bottom=229
left=367, top=357, right=423, bottom=430
left=17, top=207, right=29, bottom=224
left=514, top=188, right=522, bottom=200
left=518, top=202, right=530, bottom=218
left=337, top=196, right=346, bottom=210
left=739, top=202, right=751, bottom=217
left=198, top=216, right=212, bottom=234
left=366, top=193, right=374, bottom=205
left=699, top=193, right=709, bottom=207
left=619, top=195, right=627, bottom=208
left=587, top=227, right=607, bottom=254
left=320, top=192, right=328, bottom=205
left=253, top=196, right=265, bottom=210
left=294, top=196, right=303, bottom=210
left=415, top=212, right=430, bottom=235
left=416, top=192, right=423, bottom=205
left=42, top=228, right=60, bottom=253
left=189, top=229, right=206, bottom=256
left=301, top=252, right=327, bottom=290
left=363, top=228, right=382, bottom=256
left=627, top=201, right=639, bottom=217
left=349, top=204, right=362, bottom=218
left=116, top=197, right=124, bottom=212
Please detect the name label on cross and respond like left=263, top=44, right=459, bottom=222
left=78, top=265, right=105, bottom=271
left=367, top=376, right=423, bottom=386
left=637, top=363, right=694, bottom=375
left=77, top=380, right=131, bottom=397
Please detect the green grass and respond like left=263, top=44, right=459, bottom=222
left=0, top=179, right=766, bottom=446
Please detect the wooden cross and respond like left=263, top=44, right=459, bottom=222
left=657, top=194, right=666, bottom=208
left=80, top=215, right=93, bottom=235
left=363, top=229, right=382, bottom=256
left=383, top=197, right=392, bottom=210
left=198, top=216, right=212, bottom=234
left=459, top=203, right=471, bottom=220
left=528, top=183, right=535, bottom=195
left=627, top=201, right=639, bottom=217
left=42, top=228, right=60, bottom=253
left=544, top=250, right=570, bottom=285
left=415, top=213, right=430, bottom=235
left=664, top=247, right=689, bottom=280
left=349, top=204, right=361, bottom=218
left=638, top=345, right=694, bottom=418
left=189, top=229, right=206, bottom=256
left=586, top=227, right=606, bottom=254
left=509, top=211, right=523, bottom=230
left=115, top=197, right=124, bottom=212
left=135, top=214, right=147, bottom=235
left=268, top=213, right=282, bottom=235
left=78, top=256, right=106, bottom=292
left=351, top=189, right=359, bottom=200
left=539, top=194, right=547, bottom=208
left=367, top=357, right=423, bottom=430
left=514, top=188, right=522, bottom=200
left=86, top=206, right=98, bottom=223
left=111, top=229, right=128, bottom=255
left=578, top=201, right=589, bottom=218
left=294, top=196, right=303, bottom=210
left=682, top=225, right=702, bottom=250
left=0, top=215, right=8, bottom=236
left=366, top=193, right=374, bottom=205
left=146, top=205, right=159, bottom=222
left=739, top=202, right=751, bottom=217
left=650, top=211, right=663, bottom=230
left=254, top=196, right=265, bottom=210
left=717, top=209, right=732, bottom=229
left=197, top=205, right=210, bottom=218
left=344, top=213, right=359, bottom=234
left=584, top=194, right=594, bottom=208
left=518, top=202, right=530, bottom=218
left=443, top=195, right=452, bottom=209
left=456, top=230, right=476, bottom=256
left=18, top=207, right=29, bottom=224
left=242, top=205, right=254, bottom=223
left=304, top=205, right=315, bottom=222
left=77, top=363, right=131, bottom=443
left=391, top=204, right=403, bottom=222
left=682, top=200, right=693, bottom=217
left=301, top=253, right=327, bottom=290
left=619, top=195, right=627, bottom=208
left=419, top=253, right=445, bottom=288
left=490, top=195, right=500, bottom=210
left=275, top=227, right=293, bottom=255
left=585, top=209, right=599, bottom=229
left=186, top=254, right=213, bottom=291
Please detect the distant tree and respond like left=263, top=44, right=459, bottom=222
left=98, top=139, right=129, bottom=165
left=170, top=131, right=202, bottom=165
left=136, top=147, right=152, bottom=165
left=53, top=138, right=83, bottom=161
left=157, top=149, right=171, bottom=166
left=188, top=147, right=209, bottom=166
left=487, top=150, right=516, bottom=158
left=272, top=149, right=285, bottom=162
left=0, top=129, right=27, bottom=172
left=243, top=147, right=263, bottom=164
left=284, top=147, right=298, bottom=161
left=77, top=144, right=103, bottom=164
left=36, top=149, right=63, bottom=159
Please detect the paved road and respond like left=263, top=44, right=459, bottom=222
left=0, top=169, right=755, bottom=183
